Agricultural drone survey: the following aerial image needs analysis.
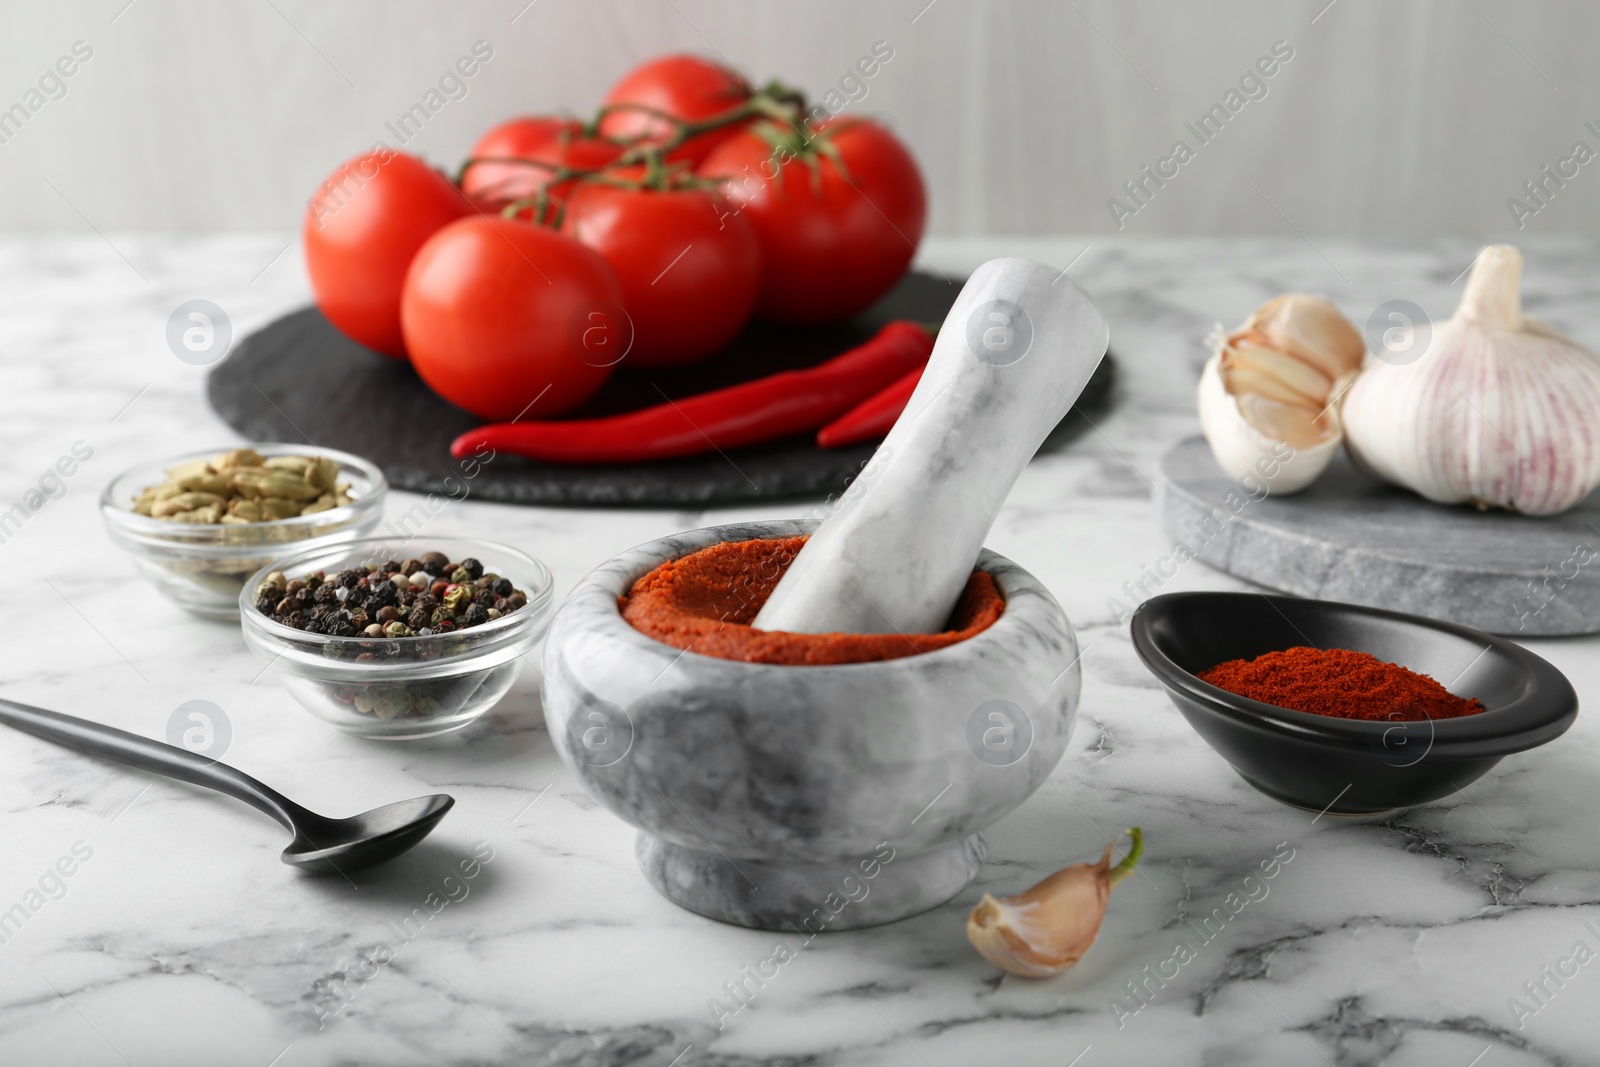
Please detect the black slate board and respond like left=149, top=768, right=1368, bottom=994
left=208, top=272, right=1115, bottom=507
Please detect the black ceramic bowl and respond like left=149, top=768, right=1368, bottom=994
left=1131, top=592, right=1578, bottom=815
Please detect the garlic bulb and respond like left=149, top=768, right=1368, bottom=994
left=1342, top=245, right=1600, bottom=515
left=1198, top=295, right=1365, bottom=493
left=967, top=828, right=1141, bottom=978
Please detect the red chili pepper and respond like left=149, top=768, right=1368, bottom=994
left=449, top=320, right=934, bottom=464
left=815, top=365, right=924, bottom=449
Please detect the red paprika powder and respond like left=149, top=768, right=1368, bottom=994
left=621, top=536, right=1005, bottom=665
left=1199, top=647, right=1486, bottom=721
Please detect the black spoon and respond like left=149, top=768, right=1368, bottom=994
left=0, top=698, right=453, bottom=874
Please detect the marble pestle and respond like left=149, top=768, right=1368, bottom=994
left=753, top=257, right=1109, bottom=636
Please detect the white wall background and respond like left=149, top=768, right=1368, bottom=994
left=0, top=0, right=1596, bottom=239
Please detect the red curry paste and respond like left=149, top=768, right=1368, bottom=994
left=620, top=536, right=1005, bottom=665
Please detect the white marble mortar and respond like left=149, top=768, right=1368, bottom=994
left=540, top=518, right=1081, bottom=931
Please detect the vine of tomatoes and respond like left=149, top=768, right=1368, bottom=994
left=302, top=53, right=927, bottom=421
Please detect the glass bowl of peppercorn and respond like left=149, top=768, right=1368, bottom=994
left=102, top=445, right=388, bottom=619
left=239, top=537, right=554, bottom=740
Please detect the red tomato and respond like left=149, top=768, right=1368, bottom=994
left=304, top=150, right=470, bottom=358
left=460, top=116, right=622, bottom=215
left=560, top=180, right=759, bottom=369
left=699, top=119, right=926, bottom=324
left=598, top=55, right=753, bottom=166
left=401, top=217, right=624, bottom=420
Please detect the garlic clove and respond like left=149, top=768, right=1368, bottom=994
left=1341, top=245, right=1600, bottom=516
left=1221, top=342, right=1334, bottom=408
left=968, top=828, right=1142, bottom=978
left=1241, top=293, right=1366, bottom=381
left=1236, top=393, right=1339, bottom=450
left=1199, top=354, right=1341, bottom=493
left=1199, top=294, right=1365, bottom=496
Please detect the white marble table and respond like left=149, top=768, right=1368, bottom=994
left=1, top=235, right=1596, bottom=1067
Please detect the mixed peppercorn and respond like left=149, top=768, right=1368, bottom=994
left=255, top=551, right=528, bottom=638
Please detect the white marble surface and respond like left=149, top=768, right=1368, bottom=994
left=1, top=234, right=1597, bottom=1067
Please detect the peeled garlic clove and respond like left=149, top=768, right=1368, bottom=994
left=968, top=829, right=1141, bottom=978
left=1222, top=342, right=1334, bottom=407
left=1236, top=392, right=1340, bottom=451
left=1243, top=294, right=1366, bottom=381
left=1342, top=245, right=1600, bottom=516
left=1199, top=354, right=1342, bottom=493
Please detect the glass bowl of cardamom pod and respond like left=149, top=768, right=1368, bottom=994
left=101, top=444, right=387, bottom=619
